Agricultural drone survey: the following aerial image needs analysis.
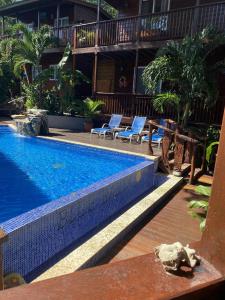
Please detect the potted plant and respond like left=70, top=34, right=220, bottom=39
left=77, top=98, right=104, bottom=132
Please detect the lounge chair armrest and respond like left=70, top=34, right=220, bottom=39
left=102, top=123, right=109, bottom=128
left=125, top=126, right=131, bottom=131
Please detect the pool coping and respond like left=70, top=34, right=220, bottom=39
left=33, top=174, right=183, bottom=283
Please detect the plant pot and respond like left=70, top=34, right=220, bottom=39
left=84, top=120, right=93, bottom=132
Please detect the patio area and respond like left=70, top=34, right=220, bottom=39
left=49, top=128, right=162, bottom=156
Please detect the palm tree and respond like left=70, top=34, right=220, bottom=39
left=143, top=27, right=225, bottom=128
left=12, top=23, right=53, bottom=84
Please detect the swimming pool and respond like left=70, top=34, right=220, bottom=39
left=0, top=126, right=157, bottom=279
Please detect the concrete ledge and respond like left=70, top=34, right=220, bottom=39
left=48, top=115, right=88, bottom=131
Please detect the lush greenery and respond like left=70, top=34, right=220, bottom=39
left=188, top=185, right=211, bottom=232
left=41, top=43, right=90, bottom=115
left=142, top=27, right=225, bottom=128
left=0, top=38, right=18, bottom=104
left=0, top=23, right=94, bottom=115
left=205, top=125, right=220, bottom=174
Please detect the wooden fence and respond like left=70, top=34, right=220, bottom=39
left=95, top=93, right=225, bottom=125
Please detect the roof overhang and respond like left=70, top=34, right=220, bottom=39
left=0, top=0, right=109, bottom=18
left=104, top=0, right=131, bottom=9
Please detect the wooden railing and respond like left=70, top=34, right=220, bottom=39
left=74, top=1, right=225, bottom=49
left=95, top=93, right=225, bottom=125
left=52, top=26, right=74, bottom=46
left=148, top=119, right=204, bottom=183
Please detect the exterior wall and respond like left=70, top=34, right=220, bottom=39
left=17, top=3, right=99, bottom=27
left=97, top=57, right=116, bottom=92
left=96, top=51, right=156, bottom=94
left=118, top=0, right=139, bottom=17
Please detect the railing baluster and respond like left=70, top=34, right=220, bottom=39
left=73, top=2, right=225, bottom=51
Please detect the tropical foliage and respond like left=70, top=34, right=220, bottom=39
left=75, top=97, right=104, bottom=120
left=12, top=23, right=53, bottom=83
left=0, top=38, right=18, bottom=104
left=142, top=27, right=225, bottom=128
left=41, top=43, right=90, bottom=115
left=188, top=185, right=211, bottom=232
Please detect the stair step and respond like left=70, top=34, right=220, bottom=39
left=197, top=175, right=213, bottom=186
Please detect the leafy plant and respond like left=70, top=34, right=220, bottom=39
left=142, top=27, right=225, bottom=128
left=77, top=30, right=95, bottom=43
left=188, top=185, right=211, bottom=232
left=74, top=98, right=104, bottom=120
left=41, top=43, right=90, bottom=115
left=153, top=93, right=181, bottom=123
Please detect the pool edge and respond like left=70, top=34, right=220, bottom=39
left=33, top=174, right=183, bottom=283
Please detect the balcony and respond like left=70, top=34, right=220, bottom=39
left=73, top=1, right=225, bottom=52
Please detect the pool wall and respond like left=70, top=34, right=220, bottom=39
left=1, top=160, right=155, bottom=278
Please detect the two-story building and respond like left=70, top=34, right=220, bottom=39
left=0, top=0, right=109, bottom=98
left=73, top=0, right=225, bottom=124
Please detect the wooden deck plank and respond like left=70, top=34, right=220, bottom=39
left=99, top=188, right=202, bottom=265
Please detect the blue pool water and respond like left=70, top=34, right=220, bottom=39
left=0, top=126, right=147, bottom=223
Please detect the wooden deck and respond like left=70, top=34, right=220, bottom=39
left=49, top=128, right=162, bottom=156
left=99, top=186, right=202, bottom=265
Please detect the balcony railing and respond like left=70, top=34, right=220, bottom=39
left=74, top=1, right=225, bottom=49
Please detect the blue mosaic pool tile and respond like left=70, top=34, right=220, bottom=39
left=1, top=159, right=158, bottom=278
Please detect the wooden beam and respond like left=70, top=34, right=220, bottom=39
left=93, top=53, right=98, bottom=95
left=132, top=50, right=139, bottom=94
left=200, top=108, right=225, bottom=275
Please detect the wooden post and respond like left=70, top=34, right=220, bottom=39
left=132, top=50, right=139, bottom=95
left=95, top=0, right=100, bottom=47
left=56, top=3, right=60, bottom=41
left=72, top=54, right=76, bottom=72
left=138, top=0, right=142, bottom=15
left=200, top=109, right=225, bottom=275
left=189, top=144, right=196, bottom=184
left=191, top=0, right=200, bottom=36
left=2, top=17, right=4, bottom=36
left=37, top=10, right=40, bottom=29
left=93, top=53, right=98, bottom=95
left=73, top=4, right=76, bottom=23
left=148, top=123, right=154, bottom=155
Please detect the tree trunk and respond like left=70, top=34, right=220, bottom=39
left=24, top=65, right=30, bottom=84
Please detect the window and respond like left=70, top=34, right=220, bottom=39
left=49, top=65, right=58, bottom=81
left=54, top=17, right=69, bottom=28
left=27, top=23, right=34, bottom=32
left=142, top=0, right=170, bottom=13
left=32, top=65, right=42, bottom=80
